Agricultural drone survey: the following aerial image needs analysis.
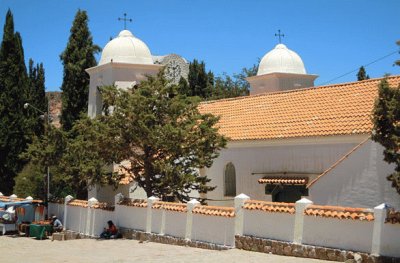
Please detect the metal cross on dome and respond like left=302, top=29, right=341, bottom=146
left=118, top=13, right=132, bottom=30
left=275, top=30, right=285, bottom=43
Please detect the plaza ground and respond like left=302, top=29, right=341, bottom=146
left=0, top=235, right=330, bottom=263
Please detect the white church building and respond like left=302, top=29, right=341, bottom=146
left=87, top=29, right=400, bottom=209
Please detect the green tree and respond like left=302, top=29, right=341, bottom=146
left=60, top=9, right=100, bottom=131
left=357, top=66, right=370, bottom=81
left=13, top=162, right=46, bottom=199
left=0, top=9, right=30, bottom=195
left=395, top=40, right=400, bottom=67
left=372, top=78, right=400, bottom=194
left=95, top=71, right=227, bottom=202
left=188, top=59, right=211, bottom=98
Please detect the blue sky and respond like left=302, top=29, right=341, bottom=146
left=0, top=0, right=399, bottom=91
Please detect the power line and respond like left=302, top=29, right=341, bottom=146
left=319, top=49, right=399, bottom=86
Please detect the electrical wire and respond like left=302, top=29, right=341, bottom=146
left=319, top=50, right=399, bottom=86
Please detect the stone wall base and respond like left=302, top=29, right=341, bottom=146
left=119, top=227, right=230, bottom=251
left=235, top=235, right=400, bottom=263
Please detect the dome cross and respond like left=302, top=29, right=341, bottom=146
left=275, top=29, right=285, bottom=43
left=118, top=13, right=133, bottom=30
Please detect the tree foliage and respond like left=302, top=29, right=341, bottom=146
left=357, top=66, right=370, bottom=81
left=372, top=78, right=400, bottom=194
left=96, top=71, right=226, bottom=202
left=60, top=9, right=100, bottom=131
left=395, top=40, right=400, bottom=67
left=0, top=9, right=30, bottom=194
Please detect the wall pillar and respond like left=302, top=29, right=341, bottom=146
left=234, top=193, right=250, bottom=236
left=114, top=193, right=124, bottom=226
left=371, top=203, right=389, bottom=256
left=63, top=195, right=73, bottom=231
left=294, top=198, right=313, bottom=244
left=146, top=196, right=159, bottom=233
left=185, top=199, right=200, bottom=240
left=87, top=197, right=99, bottom=236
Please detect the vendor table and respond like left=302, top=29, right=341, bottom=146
left=0, top=223, right=16, bottom=235
left=29, top=224, right=53, bottom=240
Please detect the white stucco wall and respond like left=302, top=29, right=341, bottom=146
left=164, top=211, right=187, bottom=238
left=115, top=205, right=147, bottom=231
left=302, top=216, right=373, bottom=252
left=380, top=223, right=400, bottom=257
left=151, top=209, right=163, bottom=234
left=90, top=209, right=115, bottom=236
left=66, top=205, right=88, bottom=234
left=206, top=139, right=358, bottom=206
left=309, top=140, right=400, bottom=209
left=243, top=210, right=295, bottom=242
left=191, top=215, right=235, bottom=246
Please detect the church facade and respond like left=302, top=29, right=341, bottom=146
left=87, top=29, right=400, bottom=209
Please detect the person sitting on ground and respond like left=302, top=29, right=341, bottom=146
left=51, top=215, right=63, bottom=232
left=100, top=220, right=118, bottom=239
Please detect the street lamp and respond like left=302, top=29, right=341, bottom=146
left=24, top=102, right=51, bottom=207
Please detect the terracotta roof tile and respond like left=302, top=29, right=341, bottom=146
left=192, top=205, right=235, bottom=217
left=152, top=201, right=187, bottom=212
left=243, top=200, right=296, bottom=214
left=304, top=205, right=374, bottom=221
left=385, top=208, right=400, bottom=224
left=115, top=162, right=135, bottom=185
left=0, top=196, right=43, bottom=203
left=118, top=198, right=148, bottom=208
left=199, top=76, right=400, bottom=141
left=68, top=199, right=88, bottom=208
left=258, top=177, right=308, bottom=185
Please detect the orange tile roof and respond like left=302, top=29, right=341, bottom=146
left=192, top=205, right=235, bottom=217
left=385, top=208, right=400, bottom=224
left=198, top=76, right=400, bottom=141
left=68, top=199, right=88, bottom=208
left=258, top=177, right=308, bottom=185
left=118, top=198, right=148, bottom=208
left=0, top=196, right=43, bottom=203
left=115, top=163, right=135, bottom=185
left=243, top=200, right=296, bottom=214
left=152, top=201, right=187, bottom=212
left=304, top=205, right=374, bottom=221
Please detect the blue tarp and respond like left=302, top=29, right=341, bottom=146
left=0, top=200, right=33, bottom=209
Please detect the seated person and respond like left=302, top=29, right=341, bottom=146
left=100, top=220, right=118, bottom=239
left=51, top=215, right=63, bottom=232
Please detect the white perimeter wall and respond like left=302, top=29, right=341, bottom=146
left=164, top=211, right=186, bottom=238
left=115, top=205, right=147, bottom=231
left=191, top=214, right=235, bottom=246
left=90, top=209, right=115, bottom=237
left=66, top=205, right=88, bottom=234
left=151, top=209, right=163, bottom=234
left=380, top=223, right=400, bottom=257
left=309, top=140, right=400, bottom=209
left=243, top=210, right=295, bottom=242
left=302, top=216, right=373, bottom=253
left=206, top=141, right=357, bottom=206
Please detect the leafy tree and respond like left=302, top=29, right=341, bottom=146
left=95, top=71, right=227, bottom=202
left=187, top=59, right=211, bottom=98
left=395, top=40, right=400, bottom=67
left=357, top=66, right=370, bottom=81
left=0, top=9, right=29, bottom=195
left=372, top=78, right=400, bottom=194
left=60, top=9, right=100, bottom=131
left=14, top=162, right=46, bottom=199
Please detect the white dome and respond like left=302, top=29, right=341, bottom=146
left=99, top=30, right=153, bottom=65
left=257, top=44, right=306, bottom=76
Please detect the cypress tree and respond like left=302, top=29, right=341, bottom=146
left=60, top=9, right=100, bottom=131
left=0, top=10, right=29, bottom=194
left=188, top=59, right=210, bottom=98
left=357, top=66, right=370, bottom=81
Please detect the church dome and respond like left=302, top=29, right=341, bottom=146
left=257, top=44, right=306, bottom=76
left=99, top=30, right=153, bottom=65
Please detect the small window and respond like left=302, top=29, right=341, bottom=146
left=224, top=162, right=236, bottom=196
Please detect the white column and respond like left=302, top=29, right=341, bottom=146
left=63, top=195, right=73, bottom=231
left=294, top=198, right=313, bottom=244
left=146, top=196, right=159, bottom=233
left=87, top=197, right=99, bottom=236
left=185, top=199, right=200, bottom=240
left=0, top=192, right=3, bottom=196
left=371, top=203, right=388, bottom=256
left=234, top=193, right=250, bottom=236
left=9, top=194, right=17, bottom=201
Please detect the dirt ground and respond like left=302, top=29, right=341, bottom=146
left=0, top=235, right=330, bottom=263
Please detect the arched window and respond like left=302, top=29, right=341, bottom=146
left=224, top=162, right=236, bottom=196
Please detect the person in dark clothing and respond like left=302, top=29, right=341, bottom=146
left=100, top=220, right=118, bottom=239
